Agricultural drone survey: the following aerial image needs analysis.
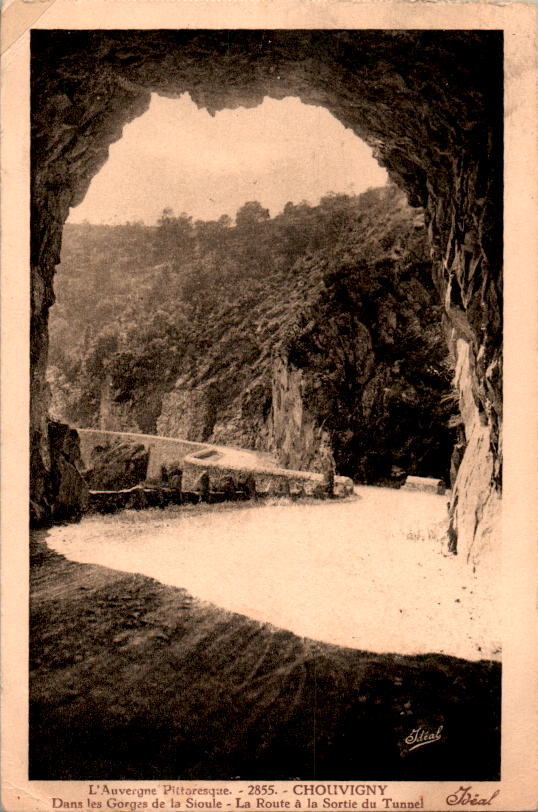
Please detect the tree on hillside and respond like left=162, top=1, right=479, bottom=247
left=156, top=209, right=196, bottom=265
left=194, top=214, right=232, bottom=255
left=235, top=200, right=270, bottom=229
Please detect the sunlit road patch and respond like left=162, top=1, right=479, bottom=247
left=48, top=486, right=501, bottom=661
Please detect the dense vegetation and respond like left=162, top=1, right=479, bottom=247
left=49, top=185, right=456, bottom=482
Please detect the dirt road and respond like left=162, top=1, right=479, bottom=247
left=31, top=490, right=501, bottom=781
left=47, top=487, right=501, bottom=661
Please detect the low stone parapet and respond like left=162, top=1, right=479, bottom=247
left=78, top=428, right=213, bottom=480
left=78, top=428, right=355, bottom=514
left=183, top=448, right=353, bottom=498
left=401, top=475, right=446, bottom=495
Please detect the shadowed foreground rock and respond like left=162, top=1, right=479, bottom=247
left=30, top=535, right=500, bottom=781
left=30, top=421, right=89, bottom=524
left=84, top=439, right=150, bottom=490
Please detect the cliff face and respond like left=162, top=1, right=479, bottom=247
left=31, top=31, right=502, bottom=563
left=157, top=390, right=216, bottom=443
left=268, top=357, right=335, bottom=474
left=150, top=187, right=454, bottom=483
left=447, top=340, right=501, bottom=563
left=264, top=251, right=455, bottom=483
left=30, top=422, right=89, bottom=525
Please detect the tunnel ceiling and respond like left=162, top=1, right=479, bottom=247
left=32, top=30, right=502, bottom=223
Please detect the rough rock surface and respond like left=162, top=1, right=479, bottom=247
left=84, top=441, right=150, bottom=491
left=204, top=378, right=275, bottom=453
left=157, top=390, right=216, bottom=442
left=98, top=375, right=142, bottom=433
left=265, top=247, right=456, bottom=483
left=30, top=421, right=89, bottom=523
left=30, top=31, right=502, bottom=563
left=447, top=340, right=501, bottom=566
left=269, top=355, right=336, bottom=474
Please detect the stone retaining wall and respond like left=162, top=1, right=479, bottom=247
left=77, top=429, right=354, bottom=500
left=182, top=449, right=353, bottom=498
left=78, top=429, right=211, bottom=480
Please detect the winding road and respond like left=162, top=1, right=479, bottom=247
left=47, top=485, right=500, bottom=661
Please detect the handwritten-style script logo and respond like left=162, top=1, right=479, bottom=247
left=404, top=725, right=443, bottom=751
left=446, top=786, right=501, bottom=806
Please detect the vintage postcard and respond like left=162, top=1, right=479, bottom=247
left=1, top=1, right=537, bottom=810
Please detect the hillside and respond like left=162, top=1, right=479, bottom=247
left=49, top=185, right=456, bottom=484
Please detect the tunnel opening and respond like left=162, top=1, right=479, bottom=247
left=31, top=29, right=503, bottom=564
left=48, top=89, right=457, bottom=490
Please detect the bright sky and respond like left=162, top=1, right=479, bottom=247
left=68, top=93, right=388, bottom=225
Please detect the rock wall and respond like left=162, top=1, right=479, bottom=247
left=209, top=379, right=274, bottom=452
left=447, top=340, right=501, bottom=567
left=272, top=248, right=457, bottom=485
left=30, top=31, right=502, bottom=562
left=84, top=440, right=150, bottom=491
left=269, top=355, right=335, bottom=474
left=30, top=421, right=89, bottom=524
left=157, top=389, right=216, bottom=442
left=98, top=376, right=140, bottom=433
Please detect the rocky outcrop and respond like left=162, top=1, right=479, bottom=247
left=84, top=440, right=150, bottom=491
left=157, top=389, right=216, bottom=442
left=209, top=379, right=274, bottom=452
left=30, top=31, right=502, bottom=563
left=269, top=355, right=335, bottom=474
left=273, top=243, right=457, bottom=485
left=98, top=376, right=139, bottom=433
left=30, top=421, right=89, bottom=524
left=447, top=339, right=501, bottom=566
left=97, top=374, right=169, bottom=435
left=268, top=346, right=454, bottom=487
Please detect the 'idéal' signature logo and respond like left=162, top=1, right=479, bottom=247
left=446, top=786, right=501, bottom=806
left=404, top=725, right=443, bottom=752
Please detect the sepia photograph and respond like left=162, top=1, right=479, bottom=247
left=1, top=2, right=537, bottom=809
left=28, top=26, right=502, bottom=782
